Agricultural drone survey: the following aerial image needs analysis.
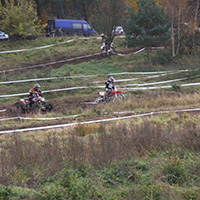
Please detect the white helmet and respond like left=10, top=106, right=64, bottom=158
left=34, top=84, right=40, bottom=91
left=109, top=76, right=115, bottom=83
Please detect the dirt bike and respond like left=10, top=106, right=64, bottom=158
left=95, top=90, right=125, bottom=104
left=16, top=94, right=53, bottom=114
left=101, top=42, right=116, bottom=57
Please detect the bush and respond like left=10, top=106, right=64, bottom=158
left=152, top=49, right=172, bottom=65
left=180, top=188, right=200, bottom=200
left=0, top=186, right=35, bottom=200
left=0, top=186, right=13, bottom=200
left=162, top=158, right=186, bottom=185
left=60, top=169, right=102, bottom=200
left=0, top=0, right=39, bottom=39
left=36, top=183, right=66, bottom=200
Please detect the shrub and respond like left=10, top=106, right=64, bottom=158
left=75, top=124, right=100, bottom=136
left=59, top=168, right=102, bottom=200
left=162, top=158, right=186, bottom=185
left=180, top=188, right=200, bottom=200
left=0, top=0, right=39, bottom=39
left=0, top=186, right=13, bottom=200
left=125, top=184, right=162, bottom=200
left=35, top=183, right=66, bottom=200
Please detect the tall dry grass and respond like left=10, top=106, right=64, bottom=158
left=102, top=91, right=200, bottom=113
left=0, top=119, right=199, bottom=187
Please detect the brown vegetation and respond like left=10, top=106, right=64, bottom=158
left=0, top=119, right=199, bottom=187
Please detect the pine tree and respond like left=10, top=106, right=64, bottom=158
left=125, top=0, right=170, bottom=66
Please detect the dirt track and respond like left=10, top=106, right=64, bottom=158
left=23, top=48, right=135, bottom=68
left=1, top=48, right=137, bottom=75
left=1, top=95, right=97, bottom=117
left=0, top=47, right=180, bottom=133
left=0, top=47, right=137, bottom=117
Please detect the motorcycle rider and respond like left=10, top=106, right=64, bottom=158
left=104, top=76, right=116, bottom=100
left=101, top=33, right=108, bottom=45
left=29, top=84, right=42, bottom=107
left=101, top=32, right=115, bottom=55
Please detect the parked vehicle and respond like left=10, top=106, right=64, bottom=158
left=46, top=19, right=98, bottom=37
left=95, top=89, right=125, bottom=104
left=112, top=26, right=124, bottom=35
left=16, top=94, right=53, bottom=114
left=0, top=30, right=9, bottom=40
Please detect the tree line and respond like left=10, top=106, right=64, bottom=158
left=0, top=0, right=199, bottom=62
left=0, top=0, right=127, bottom=47
left=126, top=0, right=200, bottom=65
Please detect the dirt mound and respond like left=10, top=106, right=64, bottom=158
left=1, top=48, right=137, bottom=75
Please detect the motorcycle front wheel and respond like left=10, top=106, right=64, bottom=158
left=101, top=47, right=108, bottom=57
left=95, top=97, right=104, bottom=104
left=46, top=102, right=54, bottom=112
left=42, top=102, right=54, bottom=112
left=110, top=47, right=116, bottom=55
left=113, top=93, right=125, bottom=102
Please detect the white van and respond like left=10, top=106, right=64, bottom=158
left=0, top=30, right=9, bottom=40
left=112, top=26, right=124, bottom=35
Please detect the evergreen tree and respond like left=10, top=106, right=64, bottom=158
left=125, top=0, right=170, bottom=66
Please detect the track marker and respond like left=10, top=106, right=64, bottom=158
left=1, top=107, right=200, bottom=134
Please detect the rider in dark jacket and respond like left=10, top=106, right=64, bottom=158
left=29, top=84, right=42, bottom=107
left=101, top=33, right=108, bottom=45
left=104, top=76, right=116, bottom=99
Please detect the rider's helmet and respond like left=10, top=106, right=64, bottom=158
left=34, top=84, right=40, bottom=91
left=109, top=76, right=115, bottom=83
left=101, top=33, right=105, bottom=37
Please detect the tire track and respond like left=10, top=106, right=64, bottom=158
left=0, top=53, right=101, bottom=74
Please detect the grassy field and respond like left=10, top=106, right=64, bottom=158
left=1, top=49, right=200, bottom=130
left=0, top=37, right=200, bottom=199
left=0, top=116, right=200, bottom=199
left=0, top=36, right=128, bottom=70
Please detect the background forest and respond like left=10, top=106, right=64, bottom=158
left=0, top=0, right=199, bottom=60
